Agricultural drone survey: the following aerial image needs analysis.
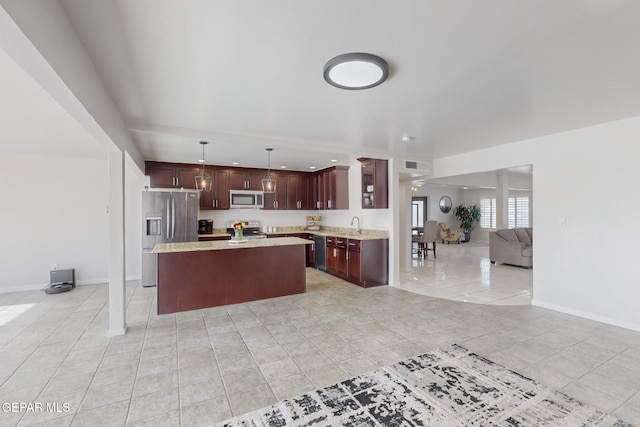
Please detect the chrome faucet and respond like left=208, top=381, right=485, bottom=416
left=350, top=216, right=361, bottom=234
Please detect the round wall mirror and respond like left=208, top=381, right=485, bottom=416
left=439, top=196, right=452, bottom=213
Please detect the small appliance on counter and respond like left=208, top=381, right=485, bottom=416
left=198, top=219, right=213, bottom=234
left=225, top=220, right=267, bottom=240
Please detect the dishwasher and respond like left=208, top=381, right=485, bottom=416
left=313, top=235, right=327, bottom=272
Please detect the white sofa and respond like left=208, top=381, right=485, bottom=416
left=489, top=228, right=533, bottom=268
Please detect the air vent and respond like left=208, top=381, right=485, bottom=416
left=404, top=160, right=430, bottom=174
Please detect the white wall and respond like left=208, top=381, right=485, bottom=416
left=124, top=156, right=145, bottom=280
left=412, top=186, right=462, bottom=228
left=0, top=151, right=144, bottom=292
left=432, top=115, right=640, bottom=331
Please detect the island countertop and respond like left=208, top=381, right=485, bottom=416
left=153, top=236, right=311, bottom=254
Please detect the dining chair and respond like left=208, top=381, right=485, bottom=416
left=412, top=220, right=438, bottom=258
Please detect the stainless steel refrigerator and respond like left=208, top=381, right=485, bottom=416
left=142, top=189, right=199, bottom=287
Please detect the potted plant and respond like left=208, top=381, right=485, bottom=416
left=453, top=205, right=481, bottom=242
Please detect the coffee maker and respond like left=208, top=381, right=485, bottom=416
left=198, top=219, right=213, bottom=234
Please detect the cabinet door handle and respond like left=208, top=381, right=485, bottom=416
left=176, top=177, right=179, bottom=187
left=328, top=200, right=332, bottom=209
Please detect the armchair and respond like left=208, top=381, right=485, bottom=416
left=438, top=223, right=463, bottom=244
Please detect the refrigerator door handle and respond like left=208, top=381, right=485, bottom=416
left=171, top=197, right=176, bottom=239
left=166, top=198, right=171, bottom=238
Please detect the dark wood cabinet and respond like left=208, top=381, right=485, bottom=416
left=335, top=237, right=348, bottom=279
left=200, top=168, right=230, bottom=210
left=198, top=235, right=230, bottom=241
left=348, top=238, right=388, bottom=287
left=284, top=173, right=310, bottom=210
left=324, top=236, right=388, bottom=287
left=347, top=242, right=361, bottom=284
left=326, top=236, right=338, bottom=274
left=312, top=166, right=349, bottom=210
left=229, top=169, right=263, bottom=190
left=263, top=172, right=286, bottom=210
left=305, top=233, right=315, bottom=268
left=146, top=161, right=348, bottom=210
left=146, top=162, right=201, bottom=189
left=358, top=158, right=388, bottom=209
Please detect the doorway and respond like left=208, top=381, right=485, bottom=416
left=411, top=197, right=427, bottom=235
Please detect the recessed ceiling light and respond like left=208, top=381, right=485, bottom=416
left=280, top=165, right=287, bottom=169
left=463, top=187, right=468, bottom=190
left=309, top=166, right=316, bottom=170
left=232, top=162, right=239, bottom=166
left=323, top=53, right=389, bottom=90
left=402, top=135, right=415, bottom=142
left=198, top=159, right=205, bottom=163
left=330, top=159, right=338, bottom=163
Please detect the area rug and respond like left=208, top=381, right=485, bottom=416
left=215, top=344, right=633, bottom=427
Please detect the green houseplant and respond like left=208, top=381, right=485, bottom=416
left=453, top=204, right=481, bottom=242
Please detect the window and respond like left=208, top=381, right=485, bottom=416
left=480, top=198, right=496, bottom=229
left=480, top=196, right=530, bottom=229
left=508, top=196, right=530, bottom=228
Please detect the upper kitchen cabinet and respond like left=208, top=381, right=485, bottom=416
left=263, top=171, right=287, bottom=210
left=229, top=168, right=263, bottom=190
left=146, top=162, right=201, bottom=189
left=285, top=173, right=310, bottom=210
left=321, top=166, right=349, bottom=210
left=199, top=167, right=230, bottom=210
left=357, top=158, right=388, bottom=209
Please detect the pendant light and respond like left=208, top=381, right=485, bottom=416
left=262, top=148, right=276, bottom=193
left=195, top=141, right=212, bottom=191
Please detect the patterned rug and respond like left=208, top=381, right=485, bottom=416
left=216, top=345, right=633, bottom=427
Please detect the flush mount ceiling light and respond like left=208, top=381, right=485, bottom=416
left=323, top=53, right=389, bottom=90
left=262, top=148, right=276, bottom=193
left=195, top=141, right=212, bottom=191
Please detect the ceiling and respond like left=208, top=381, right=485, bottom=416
left=0, top=48, right=105, bottom=159
left=4, top=1, right=640, bottom=172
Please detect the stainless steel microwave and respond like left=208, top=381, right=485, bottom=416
left=229, top=190, right=264, bottom=209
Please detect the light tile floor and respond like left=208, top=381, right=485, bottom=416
left=399, top=242, right=533, bottom=305
left=1, top=263, right=639, bottom=425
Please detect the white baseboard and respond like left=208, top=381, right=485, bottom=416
left=0, top=275, right=142, bottom=294
left=0, top=283, right=48, bottom=293
left=532, top=299, right=640, bottom=332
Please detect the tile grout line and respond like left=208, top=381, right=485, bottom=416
left=121, top=283, right=157, bottom=426
left=204, top=310, right=235, bottom=419
left=13, top=285, right=106, bottom=425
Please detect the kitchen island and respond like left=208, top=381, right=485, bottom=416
left=152, top=237, right=312, bottom=314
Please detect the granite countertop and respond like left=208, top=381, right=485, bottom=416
left=307, top=230, right=387, bottom=241
left=153, top=237, right=312, bottom=254
left=195, top=227, right=388, bottom=241
left=197, top=233, right=231, bottom=238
